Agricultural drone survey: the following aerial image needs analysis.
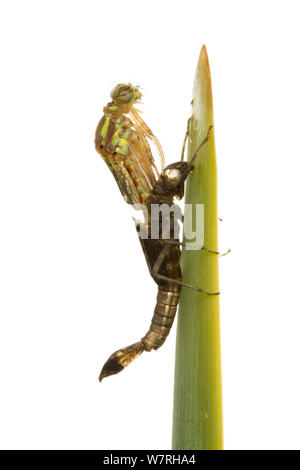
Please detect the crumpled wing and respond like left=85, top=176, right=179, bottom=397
left=106, top=160, right=140, bottom=205
left=127, top=130, right=159, bottom=190
left=130, top=108, right=165, bottom=170
left=107, top=138, right=159, bottom=206
left=98, top=113, right=160, bottom=206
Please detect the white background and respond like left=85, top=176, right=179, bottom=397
left=0, top=0, right=300, bottom=450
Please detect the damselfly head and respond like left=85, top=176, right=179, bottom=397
left=110, top=83, right=142, bottom=106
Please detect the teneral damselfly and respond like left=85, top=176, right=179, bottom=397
left=95, top=84, right=221, bottom=381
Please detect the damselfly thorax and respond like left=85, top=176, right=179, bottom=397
left=95, top=84, right=164, bottom=205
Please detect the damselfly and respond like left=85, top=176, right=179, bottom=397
left=95, top=84, right=222, bottom=381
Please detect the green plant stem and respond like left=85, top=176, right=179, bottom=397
left=172, top=45, right=223, bottom=450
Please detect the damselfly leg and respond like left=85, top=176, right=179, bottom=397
left=163, top=239, right=230, bottom=257
left=151, top=243, right=220, bottom=296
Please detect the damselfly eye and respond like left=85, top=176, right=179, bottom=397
left=111, top=84, right=139, bottom=104
left=163, top=168, right=182, bottom=186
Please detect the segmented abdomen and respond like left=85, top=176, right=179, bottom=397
left=142, top=286, right=180, bottom=351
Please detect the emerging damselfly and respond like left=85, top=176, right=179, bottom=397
left=95, top=84, right=223, bottom=381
